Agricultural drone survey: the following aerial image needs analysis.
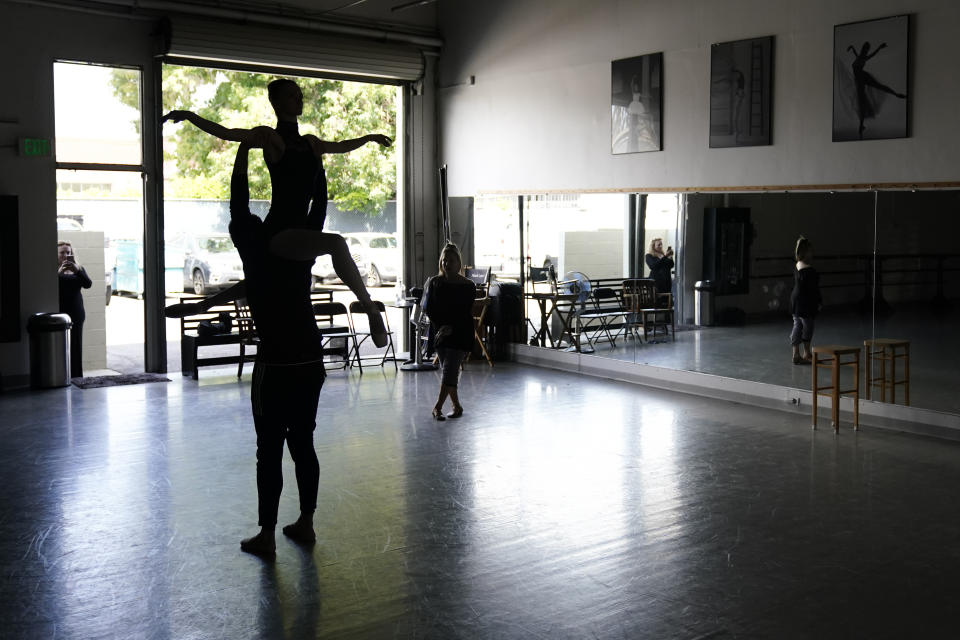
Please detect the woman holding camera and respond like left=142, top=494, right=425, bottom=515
left=645, top=237, right=674, bottom=298
left=57, top=241, right=92, bottom=378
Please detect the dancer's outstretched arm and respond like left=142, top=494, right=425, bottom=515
left=162, top=110, right=277, bottom=154
left=315, top=133, right=392, bottom=155
left=165, top=281, right=247, bottom=318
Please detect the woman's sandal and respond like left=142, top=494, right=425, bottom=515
left=446, top=407, right=464, bottom=419
left=432, top=408, right=446, bottom=421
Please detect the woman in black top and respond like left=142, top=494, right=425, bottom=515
left=790, top=236, right=822, bottom=365
left=422, top=243, right=477, bottom=421
left=645, top=237, right=674, bottom=299
left=57, top=241, right=91, bottom=378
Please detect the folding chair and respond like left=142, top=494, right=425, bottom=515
left=313, top=301, right=362, bottom=371
left=348, top=300, right=398, bottom=370
left=464, top=266, right=492, bottom=296
left=578, top=287, right=628, bottom=348
left=468, top=296, right=493, bottom=366
left=234, top=297, right=258, bottom=378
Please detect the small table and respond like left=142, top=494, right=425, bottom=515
left=525, top=292, right=580, bottom=350
left=812, top=345, right=861, bottom=432
left=387, top=297, right=418, bottom=363
left=391, top=297, right=437, bottom=372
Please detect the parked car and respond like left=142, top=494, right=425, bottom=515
left=182, top=233, right=244, bottom=295
left=310, top=233, right=368, bottom=288
left=343, top=232, right=399, bottom=287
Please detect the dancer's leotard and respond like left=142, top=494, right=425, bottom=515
left=264, top=121, right=327, bottom=233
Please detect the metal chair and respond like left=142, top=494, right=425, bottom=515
left=348, top=300, right=398, bottom=370
left=313, top=301, right=362, bottom=371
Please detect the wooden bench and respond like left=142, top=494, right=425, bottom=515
left=179, top=291, right=334, bottom=379
left=179, top=295, right=243, bottom=380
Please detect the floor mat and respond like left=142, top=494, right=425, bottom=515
left=72, top=373, right=171, bottom=389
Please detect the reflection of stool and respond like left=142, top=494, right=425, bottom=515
left=812, top=345, right=860, bottom=433
left=864, top=339, right=910, bottom=405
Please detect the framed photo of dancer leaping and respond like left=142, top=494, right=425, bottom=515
left=833, top=15, right=910, bottom=142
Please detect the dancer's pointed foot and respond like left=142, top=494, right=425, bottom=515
left=240, top=530, right=276, bottom=558
left=446, top=405, right=464, bottom=419
left=282, top=518, right=316, bottom=545
left=363, top=301, right=388, bottom=348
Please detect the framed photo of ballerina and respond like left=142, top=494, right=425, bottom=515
left=833, top=15, right=910, bottom=142
left=709, top=36, right=774, bottom=148
left=611, top=53, right=663, bottom=154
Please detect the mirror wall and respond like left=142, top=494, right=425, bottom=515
left=473, top=190, right=960, bottom=417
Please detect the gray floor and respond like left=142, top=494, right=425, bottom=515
left=2, top=362, right=960, bottom=638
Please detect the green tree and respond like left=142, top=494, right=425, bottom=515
left=111, top=65, right=396, bottom=215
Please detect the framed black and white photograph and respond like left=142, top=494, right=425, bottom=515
left=611, top=53, right=663, bottom=154
left=709, top=36, right=774, bottom=148
left=833, top=15, right=909, bottom=142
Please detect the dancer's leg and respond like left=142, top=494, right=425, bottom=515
left=270, top=229, right=388, bottom=346
left=283, top=362, right=324, bottom=544
left=241, top=363, right=284, bottom=557
left=863, top=73, right=906, bottom=99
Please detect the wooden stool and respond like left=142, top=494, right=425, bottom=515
left=812, top=345, right=860, bottom=432
left=864, top=339, right=910, bottom=405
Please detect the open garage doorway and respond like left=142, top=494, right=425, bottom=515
left=160, top=64, right=402, bottom=373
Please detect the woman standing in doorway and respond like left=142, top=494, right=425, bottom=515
left=57, top=241, right=91, bottom=378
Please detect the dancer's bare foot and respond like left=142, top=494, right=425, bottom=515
left=282, top=518, right=316, bottom=545
left=240, top=529, right=276, bottom=558
left=362, top=300, right=388, bottom=348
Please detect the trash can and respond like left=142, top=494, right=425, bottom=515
left=694, top=280, right=715, bottom=327
left=27, top=313, right=73, bottom=388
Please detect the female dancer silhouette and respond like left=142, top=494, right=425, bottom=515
left=162, top=78, right=389, bottom=346
left=847, top=41, right=907, bottom=139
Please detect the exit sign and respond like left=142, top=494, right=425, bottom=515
left=19, top=137, right=51, bottom=157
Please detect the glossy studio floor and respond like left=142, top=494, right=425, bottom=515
left=2, top=360, right=960, bottom=639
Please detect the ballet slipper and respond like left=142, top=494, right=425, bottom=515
left=240, top=531, right=276, bottom=558
left=362, top=300, right=388, bottom=348
left=282, top=519, right=316, bottom=545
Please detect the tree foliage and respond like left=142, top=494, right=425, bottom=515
left=111, top=65, right=396, bottom=215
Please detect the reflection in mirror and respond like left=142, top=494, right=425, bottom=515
left=871, top=191, right=960, bottom=414
left=519, top=194, right=637, bottom=363
left=484, top=189, right=959, bottom=419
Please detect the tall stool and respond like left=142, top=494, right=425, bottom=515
left=811, top=345, right=860, bottom=433
left=864, top=338, right=910, bottom=405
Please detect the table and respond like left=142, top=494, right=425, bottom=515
left=525, top=292, right=580, bottom=350
left=390, top=296, right=437, bottom=372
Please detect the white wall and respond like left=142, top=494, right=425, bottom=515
left=438, top=0, right=960, bottom=196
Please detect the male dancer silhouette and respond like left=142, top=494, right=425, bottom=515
left=167, top=142, right=328, bottom=557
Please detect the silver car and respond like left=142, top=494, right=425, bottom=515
left=343, top=232, right=399, bottom=287
left=182, top=233, right=244, bottom=296
left=310, top=233, right=369, bottom=288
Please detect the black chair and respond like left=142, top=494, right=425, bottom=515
left=348, top=300, right=398, bottom=370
